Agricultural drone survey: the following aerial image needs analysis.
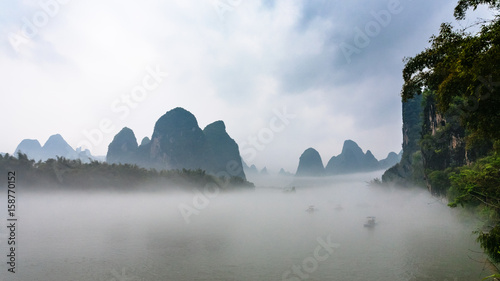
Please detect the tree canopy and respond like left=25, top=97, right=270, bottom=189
left=399, top=0, right=500, bottom=266
left=402, top=0, right=500, bottom=143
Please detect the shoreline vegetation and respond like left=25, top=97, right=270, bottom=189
left=374, top=0, right=500, bottom=276
left=0, top=152, right=254, bottom=192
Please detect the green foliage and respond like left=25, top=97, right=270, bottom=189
left=454, top=0, right=500, bottom=20
left=448, top=152, right=500, bottom=262
left=402, top=18, right=500, bottom=144
left=448, top=153, right=500, bottom=209
left=0, top=153, right=253, bottom=191
left=419, top=91, right=469, bottom=171
left=476, top=225, right=500, bottom=263
left=410, top=151, right=426, bottom=185
left=483, top=273, right=500, bottom=281
left=427, top=168, right=454, bottom=195
left=396, top=0, right=500, bottom=263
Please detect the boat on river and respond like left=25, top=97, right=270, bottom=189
left=306, top=205, right=316, bottom=213
left=364, top=216, right=376, bottom=227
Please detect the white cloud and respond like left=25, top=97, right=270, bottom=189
left=1, top=0, right=487, bottom=172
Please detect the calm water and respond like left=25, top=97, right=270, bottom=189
left=0, top=172, right=494, bottom=281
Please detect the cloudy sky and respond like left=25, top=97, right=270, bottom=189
left=0, top=0, right=493, bottom=172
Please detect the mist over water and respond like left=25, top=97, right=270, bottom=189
left=0, top=171, right=493, bottom=281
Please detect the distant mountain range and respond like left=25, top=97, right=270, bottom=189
left=242, top=161, right=293, bottom=178
left=13, top=134, right=102, bottom=162
left=106, top=107, right=246, bottom=180
left=295, top=140, right=401, bottom=176
left=10, top=117, right=398, bottom=180
left=241, top=139, right=398, bottom=178
left=9, top=108, right=246, bottom=180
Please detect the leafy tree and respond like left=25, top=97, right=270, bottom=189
left=402, top=2, right=500, bottom=145
left=448, top=151, right=500, bottom=262
left=399, top=0, right=500, bottom=262
left=0, top=153, right=253, bottom=191
left=454, top=0, right=500, bottom=20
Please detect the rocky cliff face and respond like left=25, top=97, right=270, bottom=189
left=148, top=107, right=208, bottom=170
left=382, top=95, right=424, bottom=184
left=420, top=92, right=467, bottom=172
left=403, top=95, right=423, bottom=155
left=203, top=120, right=245, bottom=179
left=106, top=107, right=246, bottom=180
left=295, top=148, right=325, bottom=176
left=382, top=91, right=491, bottom=192
left=106, top=127, right=139, bottom=165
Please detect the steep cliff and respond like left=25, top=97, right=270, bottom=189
left=295, top=148, right=325, bottom=176
left=386, top=0, right=500, bottom=263
left=148, top=107, right=208, bottom=170
left=383, top=90, right=493, bottom=193
left=203, top=120, right=245, bottom=179
left=106, top=127, right=139, bottom=165
left=382, top=94, right=424, bottom=185
left=106, top=107, right=247, bottom=180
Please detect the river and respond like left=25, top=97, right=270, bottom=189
left=0, top=171, right=494, bottom=281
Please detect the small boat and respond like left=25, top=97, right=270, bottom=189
left=283, top=186, right=296, bottom=193
left=306, top=205, right=316, bottom=213
left=364, top=216, right=376, bottom=227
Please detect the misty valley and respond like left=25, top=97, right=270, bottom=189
left=0, top=102, right=497, bottom=281
left=2, top=0, right=500, bottom=280
left=0, top=172, right=494, bottom=281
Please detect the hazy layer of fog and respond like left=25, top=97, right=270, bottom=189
left=0, top=172, right=493, bottom=281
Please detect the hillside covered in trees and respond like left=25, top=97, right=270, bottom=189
left=382, top=0, right=500, bottom=266
left=0, top=153, right=254, bottom=191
